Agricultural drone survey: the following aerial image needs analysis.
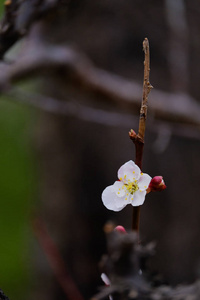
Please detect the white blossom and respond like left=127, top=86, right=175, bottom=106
left=102, top=160, right=152, bottom=211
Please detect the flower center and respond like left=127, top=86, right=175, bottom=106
left=125, top=181, right=139, bottom=195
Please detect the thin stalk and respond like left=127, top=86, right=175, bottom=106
left=129, top=38, right=152, bottom=234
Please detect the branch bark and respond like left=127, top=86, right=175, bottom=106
left=130, top=38, right=152, bottom=233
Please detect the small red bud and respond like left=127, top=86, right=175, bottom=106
left=114, top=225, right=127, bottom=234
left=147, top=176, right=166, bottom=192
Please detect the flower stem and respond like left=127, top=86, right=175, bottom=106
left=130, top=38, right=152, bottom=235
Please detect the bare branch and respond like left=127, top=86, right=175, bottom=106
left=130, top=38, right=152, bottom=234
left=138, top=37, right=153, bottom=142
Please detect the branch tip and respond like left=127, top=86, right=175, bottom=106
left=143, top=38, right=149, bottom=53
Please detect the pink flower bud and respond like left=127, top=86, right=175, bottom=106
left=114, top=225, right=127, bottom=234
left=147, top=176, right=166, bottom=192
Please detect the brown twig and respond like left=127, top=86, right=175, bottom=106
left=32, top=218, right=85, bottom=300
left=129, top=38, right=152, bottom=233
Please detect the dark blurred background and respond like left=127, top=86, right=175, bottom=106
left=0, top=1, right=200, bottom=300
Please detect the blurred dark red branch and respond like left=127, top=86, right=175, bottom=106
left=130, top=38, right=152, bottom=234
left=33, top=218, right=85, bottom=300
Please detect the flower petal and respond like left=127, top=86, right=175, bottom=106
left=115, top=195, right=130, bottom=209
left=101, top=273, right=111, bottom=286
left=131, top=190, right=146, bottom=206
left=138, top=173, right=152, bottom=191
left=102, top=185, right=127, bottom=211
left=112, top=181, right=126, bottom=197
left=118, top=160, right=141, bottom=183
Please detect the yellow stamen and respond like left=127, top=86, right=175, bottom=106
left=125, top=180, right=139, bottom=195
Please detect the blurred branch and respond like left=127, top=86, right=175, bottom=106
left=33, top=218, right=85, bottom=300
left=0, top=44, right=200, bottom=129
left=94, top=230, right=200, bottom=300
left=0, top=0, right=20, bottom=59
left=0, top=0, right=199, bottom=134
left=0, top=0, right=69, bottom=59
left=0, top=289, right=10, bottom=300
left=4, top=87, right=200, bottom=141
left=6, top=87, right=139, bottom=126
left=165, top=0, right=189, bottom=92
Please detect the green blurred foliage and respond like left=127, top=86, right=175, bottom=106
left=0, top=4, right=36, bottom=298
left=0, top=3, right=4, bottom=18
left=0, top=98, right=35, bottom=300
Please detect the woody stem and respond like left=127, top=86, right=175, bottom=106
left=130, top=38, right=152, bottom=234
